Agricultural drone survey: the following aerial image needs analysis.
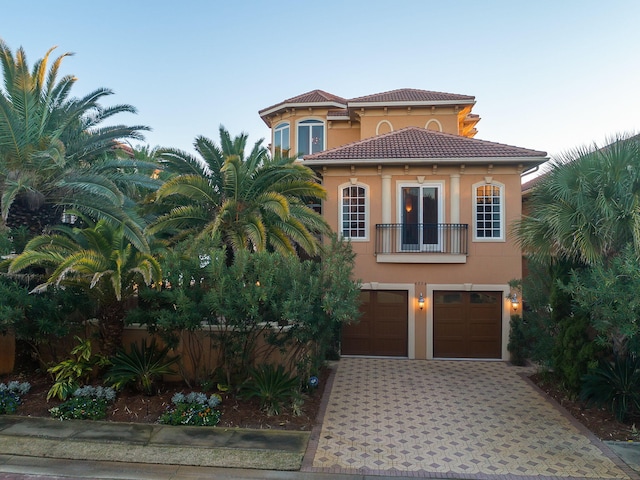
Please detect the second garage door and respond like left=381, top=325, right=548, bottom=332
left=433, top=291, right=502, bottom=359
left=342, top=290, right=408, bottom=356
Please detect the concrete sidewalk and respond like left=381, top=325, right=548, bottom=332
left=0, top=417, right=451, bottom=479
left=0, top=415, right=308, bottom=472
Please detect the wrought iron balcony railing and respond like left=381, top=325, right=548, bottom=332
left=375, top=223, right=468, bottom=255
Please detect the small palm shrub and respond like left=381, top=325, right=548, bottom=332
left=47, top=337, right=107, bottom=401
left=158, top=391, right=222, bottom=426
left=105, top=339, right=179, bottom=395
left=240, top=364, right=300, bottom=416
left=0, top=381, right=31, bottom=414
left=49, top=385, right=117, bottom=420
left=580, top=354, right=640, bottom=422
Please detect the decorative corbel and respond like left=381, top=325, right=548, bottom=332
left=487, top=164, right=494, bottom=174
left=517, top=164, right=524, bottom=174
left=404, top=165, right=409, bottom=175
left=351, top=165, right=356, bottom=175
left=460, top=164, right=466, bottom=174
left=377, top=165, right=382, bottom=175
left=432, top=164, right=438, bottom=175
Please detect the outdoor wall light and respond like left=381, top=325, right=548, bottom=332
left=507, top=292, right=519, bottom=310
left=418, top=292, right=425, bottom=310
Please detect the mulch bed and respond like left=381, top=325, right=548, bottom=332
left=2, top=366, right=330, bottom=431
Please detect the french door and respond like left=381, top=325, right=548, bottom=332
left=401, top=185, right=442, bottom=251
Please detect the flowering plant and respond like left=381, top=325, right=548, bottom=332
left=159, top=391, right=222, bottom=426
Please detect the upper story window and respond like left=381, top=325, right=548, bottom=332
left=474, top=182, right=504, bottom=241
left=273, top=122, right=290, bottom=156
left=297, top=119, right=324, bottom=158
left=340, top=183, right=368, bottom=240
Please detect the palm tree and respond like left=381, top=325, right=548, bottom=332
left=514, top=134, right=640, bottom=265
left=0, top=39, right=157, bottom=251
left=148, top=126, right=329, bottom=258
left=7, top=219, right=162, bottom=356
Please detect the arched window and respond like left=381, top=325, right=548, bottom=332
left=340, top=183, right=368, bottom=240
left=274, top=122, right=290, bottom=156
left=297, top=119, right=324, bottom=158
left=473, top=181, right=505, bottom=241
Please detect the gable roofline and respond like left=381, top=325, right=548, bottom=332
left=348, top=88, right=476, bottom=107
left=302, top=127, right=548, bottom=166
left=259, top=88, right=477, bottom=126
left=259, top=89, right=348, bottom=124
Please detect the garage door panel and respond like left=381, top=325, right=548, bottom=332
left=342, top=290, right=408, bottom=356
left=434, top=291, right=501, bottom=359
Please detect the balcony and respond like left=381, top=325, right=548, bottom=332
left=375, top=223, right=468, bottom=263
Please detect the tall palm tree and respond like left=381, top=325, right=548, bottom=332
left=149, top=126, right=329, bottom=258
left=514, top=134, right=640, bottom=265
left=0, top=39, right=157, bottom=251
left=7, top=219, right=162, bottom=356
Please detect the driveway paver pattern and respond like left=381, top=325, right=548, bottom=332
left=304, top=358, right=633, bottom=479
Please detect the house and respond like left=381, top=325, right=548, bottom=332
left=259, top=88, right=548, bottom=361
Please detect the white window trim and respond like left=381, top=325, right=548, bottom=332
left=273, top=122, right=290, bottom=156
left=376, top=120, right=393, bottom=135
left=338, top=181, right=369, bottom=242
left=425, top=119, right=443, bottom=132
left=396, top=181, right=446, bottom=225
left=472, top=180, right=505, bottom=242
left=296, top=118, right=326, bottom=158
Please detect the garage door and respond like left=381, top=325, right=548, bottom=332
left=433, top=291, right=502, bottom=359
left=342, top=290, right=408, bottom=356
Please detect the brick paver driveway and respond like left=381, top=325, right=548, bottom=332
left=303, top=358, right=635, bottom=479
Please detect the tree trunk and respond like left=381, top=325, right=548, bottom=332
left=98, top=301, right=126, bottom=357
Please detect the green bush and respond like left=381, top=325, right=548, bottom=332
left=580, top=354, right=640, bottom=422
left=105, top=339, right=179, bottom=395
left=240, top=364, right=300, bottom=416
left=50, top=396, right=109, bottom=420
left=0, top=391, right=19, bottom=414
left=49, top=385, right=117, bottom=421
left=507, top=314, right=527, bottom=366
left=47, top=337, right=106, bottom=401
left=158, top=392, right=222, bottom=426
left=0, top=381, right=31, bottom=414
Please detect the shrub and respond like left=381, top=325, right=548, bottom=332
left=105, top=339, right=179, bottom=395
left=507, top=314, right=527, bottom=366
left=47, top=337, right=107, bottom=401
left=0, top=381, right=30, bottom=414
left=158, top=391, right=222, bottom=426
left=0, top=391, right=19, bottom=414
left=580, top=354, right=640, bottom=422
left=49, top=385, right=116, bottom=421
left=240, top=364, right=300, bottom=416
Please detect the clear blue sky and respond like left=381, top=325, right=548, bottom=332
left=2, top=1, right=639, bottom=161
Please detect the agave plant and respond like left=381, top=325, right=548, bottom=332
left=105, top=339, right=179, bottom=395
left=240, top=364, right=300, bottom=415
left=580, top=354, right=640, bottom=422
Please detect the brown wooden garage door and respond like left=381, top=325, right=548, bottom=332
left=433, top=291, right=502, bottom=359
left=342, top=290, right=408, bottom=356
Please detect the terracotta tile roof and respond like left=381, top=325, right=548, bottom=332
left=349, top=88, right=475, bottom=104
left=327, top=109, right=349, bottom=117
left=304, top=127, right=547, bottom=164
left=521, top=174, right=546, bottom=193
left=259, top=89, right=347, bottom=121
